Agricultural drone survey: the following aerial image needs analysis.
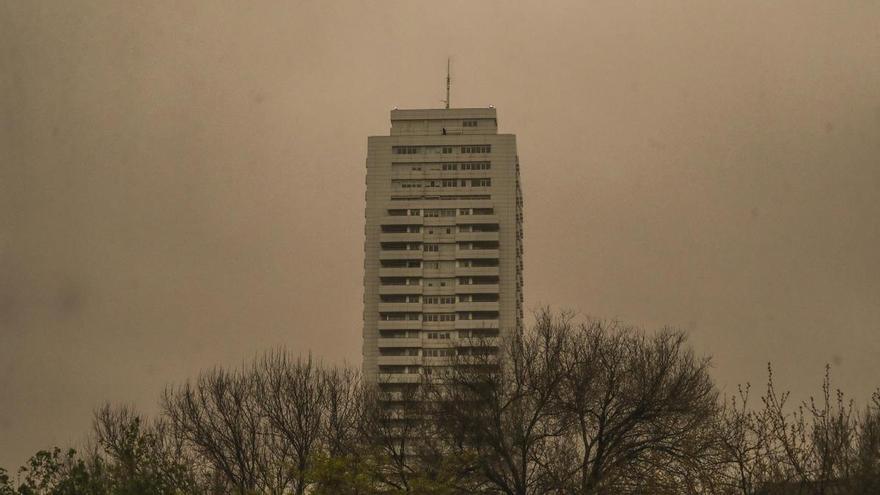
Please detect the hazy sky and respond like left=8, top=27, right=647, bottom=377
left=2, top=0, right=879, bottom=470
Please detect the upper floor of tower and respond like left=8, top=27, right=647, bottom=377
left=390, top=108, right=498, bottom=136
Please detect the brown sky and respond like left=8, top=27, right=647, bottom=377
left=2, top=0, right=879, bottom=470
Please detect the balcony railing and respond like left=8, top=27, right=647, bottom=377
left=455, top=248, right=499, bottom=259
left=378, top=285, right=423, bottom=295
left=378, top=302, right=422, bottom=313
left=455, top=283, right=499, bottom=294
left=455, top=215, right=499, bottom=225
left=455, top=301, right=500, bottom=312
left=377, top=355, right=422, bottom=366
left=455, top=232, right=499, bottom=242
left=455, top=319, right=499, bottom=330
left=377, top=337, right=422, bottom=348
left=456, top=266, right=500, bottom=277
left=380, top=232, right=423, bottom=243
left=378, top=267, right=423, bottom=277
left=377, top=320, right=422, bottom=330
left=379, top=250, right=423, bottom=260
left=377, top=374, right=422, bottom=384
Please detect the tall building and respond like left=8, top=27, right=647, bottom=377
left=363, top=107, right=523, bottom=384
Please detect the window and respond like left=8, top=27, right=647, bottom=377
left=409, top=209, right=421, bottom=216
left=461, top=145, right=491, bottom=154
left=463, top=120, right=478, bottom=127
left=424, top=208, right=456, bottom=217
left=473, top=178, right=491, bottom=187
left=459, top=208, right=470, bottom=215
left=461, top=161, right=491, bottom=170
left=442, top=146, right=453, bottom=154
left=393, top=146, right=419, bottom=154
left=425, top=348, right=455, bottom=357
left=424, top=296, right=455, bottom=304
left=424, top=313, right=455, bottom=322
left=427, top=332, right=451, bottom=340
left=423, top=244, right=439, bottom=252
left=441, top=163, right=457, bottom=171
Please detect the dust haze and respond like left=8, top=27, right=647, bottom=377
left=1, top=1, right=879, bottom=469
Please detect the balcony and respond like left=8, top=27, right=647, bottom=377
left=421, top=320, right=456, bottom=331
left=379, top=267, right=423, bottom=277
left=456, top=215, right=499, bottom=225
left=380, top=232, right=423, bottom=243
left=379, top=284, right=423, bottom=295
left=377, top=355, right=422, bottom=366
left=379, top=250, right=423, bottom=261
left=455, top=336, right=500, bottom=348
left=455, top=301, right=500, bottom=312
left=455, top=319, right=499, bottom=330
left=422, top=356, right=453, bottom=366
left=422, top=304, right=456, bottom=313
left=378, top=374, right=422, bottom=384
left=456, top=283, right=499, bottom=294
left=422, top=217, right=458, bottom=227
left=381, top=216, right=423, bottom=226
left=378, top=302, right=422, bottom=313
left=377, top=320, right=422, bottom=330
left=456, top=248, right=499, bottom=259
left=377, top=337, right=422, bottom=348
left=456, top=232, right=499, bottom=242
left=456, top=266, right=499, bottom=277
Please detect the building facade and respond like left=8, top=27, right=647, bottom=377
left=363, top=107, right=523, bottom=384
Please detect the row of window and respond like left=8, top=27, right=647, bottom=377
left=380, top=329, right=499, bottom=339
left=380, top=312, right=500, bottom=321
left=381, top=294, right=499, bottom=303
left=424, top=348, right=455, bottom=356
left=424, top=208, right=456, bottom=217
left=396, top=179, right=491, bottom=189
left=423, top=313, right=455, bottom=322
left=380, top=348, right=480, bottom=357
left=461, top=145, right=491, bottom=154
left=389, top=194, right=491, bottom=201
left=423, top=296, right=455, bottom=304
left=388, top=208, right=495, bottom=217
left=392, top=145, right=492, bottom=155
left=379, top=276, right=499, bottom=286
left=440, top=161, right=491, bottom=171
left=382, top=225, right=498, bottom=236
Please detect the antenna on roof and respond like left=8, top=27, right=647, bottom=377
left=442, top=57, right=451, bottom=109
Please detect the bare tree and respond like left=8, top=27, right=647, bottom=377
left=357, top=380, right=429, bottom=493
left=253, top=351, right=327, bottom=495
left=557, top=319, right=718, bottom=494
left=430, top=309, right=571, bottom=495
left=92, top=403, right=203, bottom=494
left=715, top=365, right=880, bottom=495
left=852, top=390, right=880, bottom=493
left=320, top=365, right=363, bottom=458
left=162, top=367, right=289, bottom=494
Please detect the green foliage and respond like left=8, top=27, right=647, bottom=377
left=11, top=447, right=108, bottom=495
left=0, top=468, right=15, bottom=495
left=308, top=453, right=378, bottom=495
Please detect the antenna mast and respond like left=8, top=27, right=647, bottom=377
left=444, top=58, right=451, bottom=109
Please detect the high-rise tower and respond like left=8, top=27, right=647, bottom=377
left=363, top=107, right=523, bottom=384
